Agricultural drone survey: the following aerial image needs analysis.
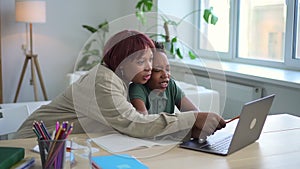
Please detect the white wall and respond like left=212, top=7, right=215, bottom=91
left=1, top=0, right=136, bottom=103
left=157, top=0, right=196, bottom=51
left=1, top=0, right=197, bottom=103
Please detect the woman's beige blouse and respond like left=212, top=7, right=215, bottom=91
left=15, top=64, right=196, bottom=139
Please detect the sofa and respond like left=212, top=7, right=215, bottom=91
left=0, top=101, right=50, bottom=139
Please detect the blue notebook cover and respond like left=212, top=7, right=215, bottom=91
left=91, top=154, right=149, bottom=169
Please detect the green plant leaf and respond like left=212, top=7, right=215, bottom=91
left=203, top=7, right=218, bottom=25
left=149, top=33, right=166, bottom=40
left=176, top=48, right=183, bottom=59
left=135, top=1, right=143, bottom=9
left=169, top=37, right=178, bottom=56
left=135, top=0, right=153, bottom=25
left=188, top=51, right=197, bottom=59
left=82, top=25, right=98, bottom=33
left=171, top=37, right=177, bottom=43
left=211, top=15, right=218, bottom=25
left=170, top=42, right=174, bottom=54
left=135, top=0, right=153, bottom=12
left=136, top=11, right=146, bottom=25
left=98, top=21, right=109, bottom=32
left=203, top=9, right=210, bottom=23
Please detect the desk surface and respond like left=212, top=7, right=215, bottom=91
left=0, top=114, right=300, bottom=169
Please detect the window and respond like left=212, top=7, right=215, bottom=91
left=239, top=0, right=285, bottom=62
left=197, top=0, right=300, bottom=70
left=198, top=0, right=230, bottom=54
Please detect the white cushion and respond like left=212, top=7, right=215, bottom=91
left=175, top=81, right=220, bottom=114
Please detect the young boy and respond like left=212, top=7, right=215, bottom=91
left=129, top=41, right=198, bottom=115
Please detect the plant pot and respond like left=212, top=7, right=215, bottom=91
left=164, top=42, right=176, bottom=59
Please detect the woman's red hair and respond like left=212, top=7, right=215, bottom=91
left=102, top=30, right=155, bottom=72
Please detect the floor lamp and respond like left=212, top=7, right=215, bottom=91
left=14, top=1, right=48, bottom=102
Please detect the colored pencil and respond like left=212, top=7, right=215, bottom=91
left=226, top=116, right=240, bottom=123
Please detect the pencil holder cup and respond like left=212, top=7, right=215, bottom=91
left=38, top=139, right=67, bottom=169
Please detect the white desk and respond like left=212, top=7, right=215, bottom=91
left=0, top=114, right=299, bottom=169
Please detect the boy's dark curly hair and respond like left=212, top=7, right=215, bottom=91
left=152, top=40, right=165, bottom=53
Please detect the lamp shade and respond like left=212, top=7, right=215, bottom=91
left=15, top=1, right=46, bottom=23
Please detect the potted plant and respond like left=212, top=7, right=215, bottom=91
left=75, top=21, right=109, bottom=71
left=135, top=0, right=218, bottom=59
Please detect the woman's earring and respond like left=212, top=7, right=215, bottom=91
left=120, top=69, right=124, bottom=77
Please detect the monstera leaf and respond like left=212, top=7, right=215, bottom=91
left=76, top=21, right=109, bottom=71
left=76, top=40, right=100, bottom=71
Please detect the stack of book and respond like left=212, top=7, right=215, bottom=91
left=0, top=147, right=25, bottom=169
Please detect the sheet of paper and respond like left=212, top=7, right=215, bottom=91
left=92, top=133, right=180, bottom=153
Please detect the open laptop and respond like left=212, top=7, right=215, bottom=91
left=179, top=94, right=275, bottom=156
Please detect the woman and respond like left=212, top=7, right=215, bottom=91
left=15, top=30, right=226, bottom=141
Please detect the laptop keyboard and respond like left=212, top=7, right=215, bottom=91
left=207, top=135, right=232, bottom=151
